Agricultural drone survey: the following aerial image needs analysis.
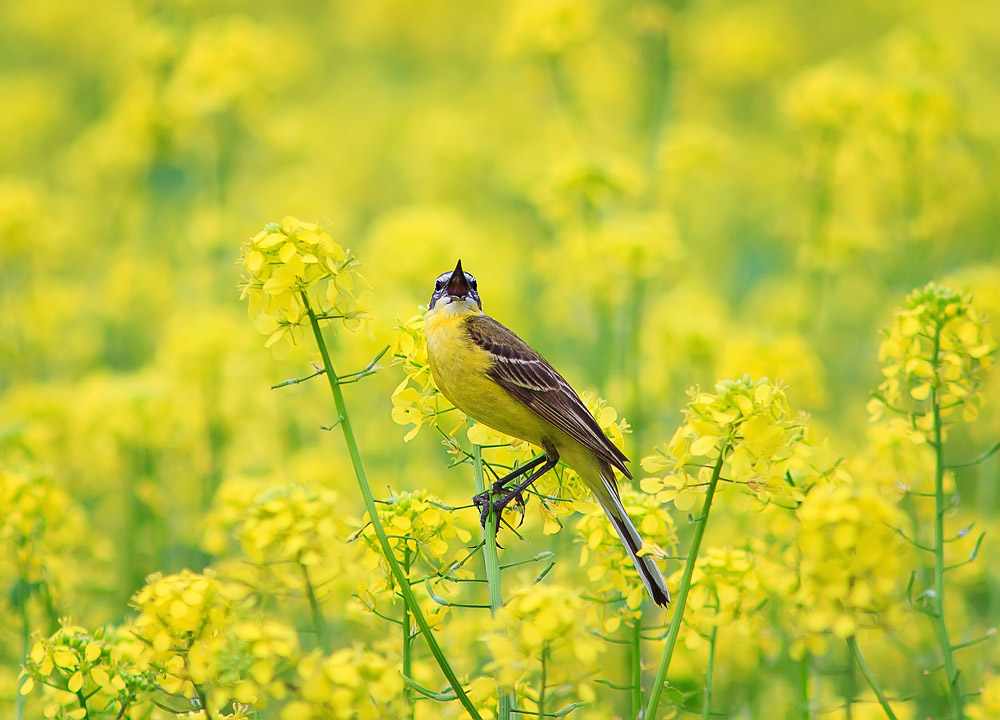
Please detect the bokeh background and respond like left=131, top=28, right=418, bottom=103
left=2, top=0, right=999, bottom=718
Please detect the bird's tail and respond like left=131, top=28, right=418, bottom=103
left=591, top=463, right=670, bottom=607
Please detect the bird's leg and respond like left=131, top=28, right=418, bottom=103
left=490, top=455, right=547, bottom=493
left=475, top=452, right=558, bottom=528
left=472, top=455, right=546, bottom=510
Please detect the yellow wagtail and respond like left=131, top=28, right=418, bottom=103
left=424, top=260, right=670, bottom=606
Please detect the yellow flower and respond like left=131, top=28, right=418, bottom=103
left=20, top=620, right=157, bottom=718
left=280, top=646, right=406, bottom=720
left=485, top=584, right=602, bottom=710
left=353, top=489, right=472, bottom=627
left=186, top=619, right=300, bottom=709
left=870, top=282, right=995, bottom=431
left=642, top=376, right=810, bottom=509
left=129, top=569, right=236, bottom=693
left=671, top=547, right=767, bottom=650
left=788, top=480, right=911, bottom=659
left=496, top=0, right=595, bottom=58
left=239, top=217, right=369, bottom=358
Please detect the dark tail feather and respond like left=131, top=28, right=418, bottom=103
left=596, top=467, right=670, bottom=607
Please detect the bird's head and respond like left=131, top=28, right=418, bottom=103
left=428, top=260, right=482, bottom=313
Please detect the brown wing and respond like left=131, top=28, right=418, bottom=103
left=464, top=314, right=632, bottom=479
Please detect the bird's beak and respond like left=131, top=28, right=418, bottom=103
left=446, top=259, right=469, bottom=298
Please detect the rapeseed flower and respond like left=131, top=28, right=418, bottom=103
left=789, top=481, right=911, bottom=658
left=129, top=569, right=236, bottom=695
left=641, top=376, right=810, bottom=510
left=19, top=621, right=156, bottom=718
left=870, top=282, right=995, bottom=430
left=280, top=645, right=406, bottom=720
left=186, top=619, right=299, bottom=710
left=674, top=546, right=767, bottom=650
left=239, top=217, right=368, bottom=358
left=485, top=584, right=602, bottom=709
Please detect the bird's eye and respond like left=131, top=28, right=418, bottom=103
left=470, top=279, right=477, bottom=289
left=435, top=280, right=444, bottom=290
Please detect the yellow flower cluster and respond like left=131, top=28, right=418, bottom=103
left=789, top=482, right=911, bottom=658
left=187, top=619, right=299, bottom=710
left=19, top=621, right=152, bottom=717
left=485, top=584, right=602, bottom=707
left=870, top=282, right=995, bottom=429
left=129, top=569, right=235, bottom=693
left=280, top=646, right=405, bottom=720
left=496, top=0, right=595, bottom=58
left=673, top=547, right=766, bottom=650
left=0, top=465, right=88, bottom=585
left=357, top=489, right=472, bottom=591
left=205, top=479, right=348, bottom=570
left=576, top=485, right=677, bottom=622
left=239, top=217, right=368, bottom=358
left=390, top=312, right=460, bottom=442
left=641, top=376, right=810, bottom=510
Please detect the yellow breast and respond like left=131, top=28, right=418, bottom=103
left=423, top=301, right=548, bottom=445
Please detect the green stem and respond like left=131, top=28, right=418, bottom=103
left=644, top=450, right=725, bottom=718
left=302, top=295, right=482, bottom=720
left=845, top=635, right=856, bottom=720
left=75, top=690, right=91, bottom=720
left=848, top=636, right=898, bottom=720
left=473, top=444, right=514, bottom=719
left=631, top=619, right=642, bottom=719
left=930, top=324, right=964, bottom=720
left=539, top=644, right=549, bottom=718
left=403, top=546, right=414, bottom=719
left=800, top=655, right=811, bottom=720
left=300, top=561, right=330, bottom=654
left=15, top=567, right=29, bottom=720
left=701, top=625, right=717, bottom=720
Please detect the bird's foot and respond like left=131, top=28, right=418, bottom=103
left=472, top=487, right=526, bottom=529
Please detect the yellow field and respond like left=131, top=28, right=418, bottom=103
left=2, top=1, right=999, bottom=718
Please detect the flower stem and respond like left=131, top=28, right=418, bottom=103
left=701, top=625, right=718, bottom=720
left=302, top=295, right=482, bottom=720
left=929, top=324, right=964, bottom=720
left=848, top=636, right=898, bottom=720
left=473, top=443, right=514, bottom=719
left=300, top=561, right=330, bottom=654
left=800, top=655, right=812, bottom=720
left=630, top=618, right=643, bottom=719
left=403, top=545, right=414, bottom=719
left=644, top=450, right=725, bottom=718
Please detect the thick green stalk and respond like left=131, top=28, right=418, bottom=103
left=701, top=625, right=717, bottom=720
left=300, top=562, right=330, bottom=654
left=403, top=546, right=414, bottom=719
left=644, top=450, right=725, bottom=718
left=303, top=296, right=482, bottom=719
left=800, top=656, right=811, bottom=720
left=929, top=324, right=964, bottom=720
left=15, top=566, right=29, bottom=720
left=848, top=636, right=898, bottom=720
left=472, top=444, right=514, bottom=719
left=630, top=619, right=643, bottom=719
left=845, top=636, right=856, bottom=720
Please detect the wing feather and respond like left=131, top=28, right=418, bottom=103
left=464, top=315, right=632, bottom=479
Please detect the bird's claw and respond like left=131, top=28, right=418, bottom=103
left=472, top=489, right=526, bottom=529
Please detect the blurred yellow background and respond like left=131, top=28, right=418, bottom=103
left=2, top=0, right=999, bottom=718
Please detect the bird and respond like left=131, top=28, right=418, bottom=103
left=422, top=259, right=670, bottom=607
